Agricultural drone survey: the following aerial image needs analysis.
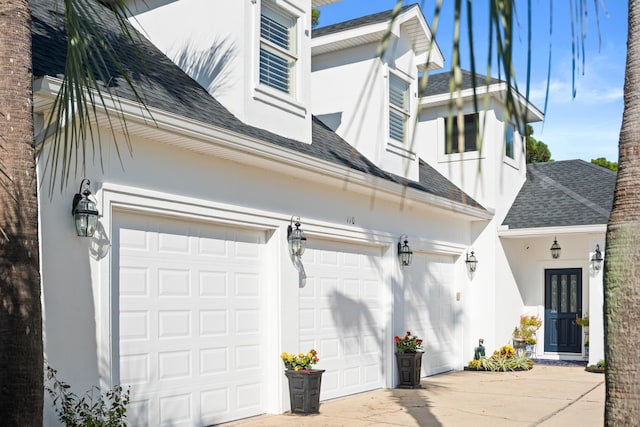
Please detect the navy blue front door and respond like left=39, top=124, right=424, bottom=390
left=544, top=268, right=582, bottom=353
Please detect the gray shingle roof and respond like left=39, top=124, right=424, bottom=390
left=31, top=0, right=484, bottom=211
left=423, top=70, right=504, bottom=97
left=312, top=4, right=419, bottom=38
left=502, top=160, right=616, bottom=229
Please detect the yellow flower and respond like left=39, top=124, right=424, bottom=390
left=287, top=354, right=294, bottom=362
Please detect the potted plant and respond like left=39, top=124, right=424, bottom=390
left=512, top=327, right=526, bottom=349
left=281, top=349, right=324, bottom=415
left=584, top=338, right=590, bottom=359
left=513, top=315, right=542, bottom=355
left=394, top=331, right=424, bottom=388
left=576, top=314, right=590, bottom=359
left=575, top=314, right=589, bottom=329
left=525, top=337, right=537, bottom=357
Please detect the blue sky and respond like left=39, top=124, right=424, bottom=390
left=316, top=1, right=627, bottom=163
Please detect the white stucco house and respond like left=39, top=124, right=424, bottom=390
left=31, top=0, right=614, bottom=425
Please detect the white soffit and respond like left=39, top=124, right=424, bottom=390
left=312, top=0, right=341, bottom=7
left=312, top=6, right=444, bottom=69
left=420, top=83, right=544, bottom=123
left=498, top=224, right=606, bottom=238
left=312, top=22, right=392, bottom=56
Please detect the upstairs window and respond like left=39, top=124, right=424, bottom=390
left=505, top=122, right=515, bottom=159
left=445, top=113, right=479, bottom=154
left=389, top=74, right=410, bottom=143
left=260, top=4, right=297, bottom=94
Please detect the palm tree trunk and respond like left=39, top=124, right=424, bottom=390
left=604, top=1, right=640, bottom=424
left=0, top=0, right=43, bottom=425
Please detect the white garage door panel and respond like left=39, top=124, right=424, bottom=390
left=115, top=212, right=266, bottom=426
left=300, top=240, right=384, bottom=401
left=405, top=253, right=457, bottom=376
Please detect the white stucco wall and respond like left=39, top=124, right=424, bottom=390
left=499, top=232, right=605, bottom=362
left=417, top=98, right=527, bottom=214
left=127, top=0, right=313, bottom=144
left=38, top=120, right=485, bottom=423
left=311, top=29, right=424, bottom=181
left=312, top=43, right=386, bottom=165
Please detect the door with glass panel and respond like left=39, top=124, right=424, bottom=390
left=544, top=269, right=582, bottom=353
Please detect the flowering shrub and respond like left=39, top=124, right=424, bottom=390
left=467, top=343, right=532, bottom=372
left=575, top=314, right=589, bottom=327
left=513, top=315, right=542, bottom=343
left=493, top=344, right=516, bottom=358
left=520, top=315, right=542, bottom=330
left=469, top=359, right=482, bottom=369
left=281, top=349, right=319, bottom=371
left=394, top=331, right=423, bottom=353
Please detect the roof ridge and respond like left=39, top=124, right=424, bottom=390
left=312, top=3, right=420, bottom=38
left=528, top=166, right=611, bottom=218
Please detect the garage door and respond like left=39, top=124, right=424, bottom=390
left=114, top=212, right=267, bottom=426
left=405, top=253, right=457, bottom=376
left=299, top=239, right=384, bottom=400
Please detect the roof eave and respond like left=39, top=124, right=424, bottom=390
left=312, top=0, right=341, bottom=7
left=33, top=76, right=491, bottom=222
left=311, top=21, right=392, bottom=56
left=420, top=83, right=544, bottom=122
left=312, top=6, right=444, bottom=70
left=497, top=224, right=606, bottom=238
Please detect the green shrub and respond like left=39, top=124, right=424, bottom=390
left=46, top=366, right=130, bottom=427
left=467, top=344, right=533, bottom=372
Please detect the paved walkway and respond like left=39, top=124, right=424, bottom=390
left=224, top=364, right=604, bottom=426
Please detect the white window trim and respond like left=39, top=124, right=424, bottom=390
left=256, top=1, right=302, bottom=95
left=388, top=71, right=412, bottom=145
left=253, top=0, right=306, bottom=116
left=503, top=121, right=521, bottom=169
left=437, top=114, right=486, bottom=163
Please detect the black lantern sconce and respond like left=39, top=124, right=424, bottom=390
left=71, top=179, right=99, bottom=237
left=466, top=250, right=478, bottom=273
left=592, top=244, right=604, bottom=271
left=550, top=237, right=561, bottom=259
left=398, top=235, right=413, bottom=267
left=287, top=216, right=307, bottom=258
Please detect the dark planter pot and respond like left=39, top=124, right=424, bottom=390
left=513, top=337, right=526, bottom=356
left=395, top=351, right=423, bottom=388
left=285, top=369, right=325, bottom=414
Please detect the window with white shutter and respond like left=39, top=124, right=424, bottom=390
left=260, top=4, right=297, bottom=95
left=389, top=74, right=410, bottom=143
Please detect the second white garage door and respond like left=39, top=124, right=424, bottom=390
left=114, top=212, right=267, bottom=426
left=299, top=239, right=385, bottom=401
left=405, top=253, right=457, bottom=376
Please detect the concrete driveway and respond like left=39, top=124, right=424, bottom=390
left=224, top=364, right=604, bottom=426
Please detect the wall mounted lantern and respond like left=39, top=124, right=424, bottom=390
left=550, top=237, right=561, bottom=259
left=287, top=216, right=307, bottom=258
left=398, top=236, right=413, bottom=267
left=466, top=251, right=478, bottom=273
left=71, top=179, right=99, bottom=237
left=592, top=244, right=604, bottom=271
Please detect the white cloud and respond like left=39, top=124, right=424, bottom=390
left=528, top=49, right=624, bottom=107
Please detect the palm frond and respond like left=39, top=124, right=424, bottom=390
left=38, top=0, right=153, bottom=196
